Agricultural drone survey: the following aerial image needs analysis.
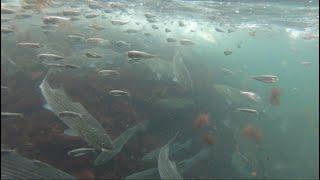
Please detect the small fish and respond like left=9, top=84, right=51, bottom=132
left=144, top=13, right=156, bottom=18
left=227, top=29, right=235, bottom=33
left=1, top=86, right=9, bottom=91
left=1, top=112, right=24, bottom=119
left=15, top=13, right=32, bottom=19
left=86, top=37, right=107, bottom=44
left=58, top=111, right=83, bottom=119
left=64, top=64, right=80, bottom=69
left=127, top=50, right=156, bottom=60
left=144, top=32, right=151, bottom=36
left=1, top=27, right=14, bottom=34
left=1, top=18, right=12, bottom=22
left=165, top=28, right=171, bottom=33
left=252, top=75, right=279, bottom=83
left=67, top=148, right=96, bottom=157
left=37, top=54, right=64, bottom=61
left=151, top=24, right=159, bottom=29
left=224, top=49, right=232, bottom=56
left=300, top=61, right=312, bottom=66
left=180, top=39, right=194, bottom=45
left=109, top=90, right=130, bottom=97
left=17, top=42, right=41, bottom=49
left=98, top=70, right=120, bottom=77
left=85, top=52, right=102, bottom=58
left=220, top=67, right=234, bottom=76
left=111, top=20, right=129, bottom=25
left=62, top=9, right=81, bottom=16
left=240, top=91, right=261, bottom=102
left=166, top=38, right=177, bottom=43
left=67, top=34, right=85, bottom=41
left=178, top=21, right=185, bottom=27
left=124, top=29, right=139, bottom=34
left=43, top=16, right=70, bottom=24
left=1, top=7, right=16, bottom=14
left=146, top=18, right=157, bottom=23
left=85, top=13, right=99, bottom=19
left=235, top=108, right=258, bottom=114
left=215, top=27, right=224, bottom=32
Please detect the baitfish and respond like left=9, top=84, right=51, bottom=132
left=109, top=90, right=130, bottom=97
left=1, top=147, right=75, bottom=179
left=94, top=121, right=147, bottom=166
left=37, top=54, right=64, bottom=61
left=252, top=75, right=279, bottom=83
left=67, top=147, right=96, bottom=157
left=1, top=112, right=24, bottom=119
left=39, top=74, right=114, bottom=151
left=98, top=70, right=120, bottom=77
left=17, top=42, right=41, bottom=48
left=235, top=108, right=258, bottom=114
left=172, top=50, right=194, bottom=92
left=158, top=133, right=183, bottom=180
left=127, top=50, right=156, bottom=60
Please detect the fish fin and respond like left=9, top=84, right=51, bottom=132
left=64, top=128, right=79, bottom=137
left=42, top=103, right=53, bottom=111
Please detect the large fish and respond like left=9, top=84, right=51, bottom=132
left=1, top=147, right=75, bottom=179
left=125, top=147, right=211, bottom=180
left=142, top=139, right=192, bottom=163
left=39, top=74, right=114, bottom=151
left=172, top=50, right=193, bottom=93
left=158, top=133, right=183, bottom=180
left=94, top=121, right=147, bottom=166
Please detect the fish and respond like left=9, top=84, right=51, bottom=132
left=17, top=42, right=41, bottom=48
left=39, top=74, right=114, bottom=151
left=178, top=21, right=185, bottom=27
left=58, top=111, right=83, bottom=119
left=224, top=49, right=232, bottom=56
left=235, top=108, right=258, bottom=114
left=1, top=112, right=24, bottom=119
left=1, top=86, right=9, bottom=91
left=15, top=13, right=32, bottom=19
left=252, top=75, right=279, bottom=83
left=179, top=39, right=194, bottom=45
left=151, top=24, right=159, bottom=29
left=1, top=7, right=16, bottom=14
left=158, top=133, right=183, bottom=180
left=124, top=29, right=139, bottom=34
left=85, top=52, right=102, bottom=58
left=144, top=13, right=156, bottom=18
left=166, top=38, right=177, bottom=43
left=67, top=147, right=96, bottom=157
left=94, top=121, right=147, bottom=166
left=1, top=27, right=14, bottom=34
left=172, top=50, right=194, bottom=92
left=43, top=16, right=70, bottom=24
left=146, top=18, right=157, bottom=23
left=220, top=67, right=234, bottom=76
left=111, top=20, right=129, bottom=25
left=109, top=90, right=130, bottom=97
left=239, top=91, right=261, bottom=102
left=85, top=13, right=99, bottom=19
left=62, top=9, right=81, bottom=16
left=127, top=50, right=156, bottom=60
left=98, top=70, right=120, bottom=77
left=215, top=27, right=225, bottom=32
left=86, top=37, right=107, bottom=45
left=1, top=147, right=75, bottom=179
left=126, top=147, right=211, bottom=180
left=300, top=61, right=312, bottom=66
left=165, top=28, right=171, bottom=32
left=1, top=18, right=12, bottom=22
left=37, top=53, right=64, bottom=61
left=142, top=140, right=192, bottom=163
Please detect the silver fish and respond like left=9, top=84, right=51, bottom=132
left=109, top=90, right=130, bottom=97
left=37, top=54, right=64, bottom=61
left=235, top=108, right=258, bottom=114
left=158, top=133, right=183, bottom=180
left=58, top=111, right=83, bottom=119
left=180, top=39, right=194, bottom=45
left=85, top=52, right=102, bottom=58
left=127, top=50, right=156, bottom=60
left=1, top=27, right=14, bottom=34
left=1, top=7, right=15, bottom=14
left=224, top=49, right=232, bottom=56
left=17, top=42, right=41, bottom=48
left=1, top=112, right=24, bottom=119
left=165, top=28, right=171, bottom=33
left=252, top=75, right=279, bottom=83
left=98, top=70, right=120, bottom=77
left=85, top=13, right=99, bottom=19
left=166, top=38, right=177, bottom=43
left=39, top=75, right=114, bottom=151
left=1, top=147, right=75, bottom=179
left=67, top=147, right=96, bottom=157
left=67, top=34, right=85, bottom=41
left=62, top=9, right=81, bottom=16
left=94, top=122, right=147, bottom=166
left=144, top=13, right=156, bottom=18
left=43, top=16, right=70, bottom=24
left=239, top=91, right=261, bottom=103
left=220, top=67, right=234, bottom=76
left=111, top=20, right=129, bottom=25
